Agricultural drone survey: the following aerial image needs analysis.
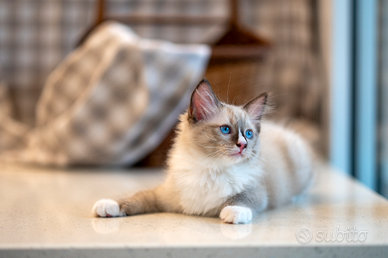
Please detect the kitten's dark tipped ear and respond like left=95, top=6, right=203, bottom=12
left=243, top=92, right=268, bottom=121
left=189, top=79, right=220, bottom=122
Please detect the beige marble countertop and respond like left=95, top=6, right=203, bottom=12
left=0, top=163, right=388, bottom=258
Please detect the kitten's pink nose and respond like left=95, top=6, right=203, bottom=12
left=236, top=142, right=246, bottom=152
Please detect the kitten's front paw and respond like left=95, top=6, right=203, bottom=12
left=220, top=206, right=252, bottom=224
left=92, top=199, right=125, bottom=217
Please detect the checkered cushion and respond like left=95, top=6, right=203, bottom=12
left=0, top=78, right=30, bottom=152
left=0, top=21, right=210, bottom=166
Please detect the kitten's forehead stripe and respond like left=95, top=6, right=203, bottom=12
left=232, top=129, right=239, bottom=143
left=190, top=99, right=261, bottom=160
left=223, top=105, right=252, bottom=133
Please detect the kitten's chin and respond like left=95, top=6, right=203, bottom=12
left=193, top=149, right=249, bottom=168
left=228, top=149, right=248, bottom=159
left=228, top=152, right=243, bottom=159
left=219, top=153, right=248, bottom=166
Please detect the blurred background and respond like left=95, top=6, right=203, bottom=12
left=0, top=0, right=386, bottom=198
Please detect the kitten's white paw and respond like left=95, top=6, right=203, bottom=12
left=220, top=206, right=252, bottom=224
left=92, top=199, right=125, bottom=217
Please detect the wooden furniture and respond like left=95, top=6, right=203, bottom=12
left=89, top=0, right=271, bottom=167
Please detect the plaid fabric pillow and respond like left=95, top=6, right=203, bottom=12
left=0, top=77, right=29, bottom=152
left=0, top=21, right=210, bottom=166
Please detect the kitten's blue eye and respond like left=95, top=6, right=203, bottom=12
left=245, top=130, right=253, bottom=139
left=220, top=125, right=231, bottom=134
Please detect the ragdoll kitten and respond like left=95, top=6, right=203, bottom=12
left=92, top=79, right=314, bottom=224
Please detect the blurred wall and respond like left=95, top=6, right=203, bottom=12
left=0, top=0, right=330, bottom=156
left=0, top=0, right=96, bottom=125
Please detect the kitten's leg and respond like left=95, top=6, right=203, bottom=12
left=92, top=186, right=176, bottom=217
left=119, top=188, right=160, bottom=216
left=220, top=187, right=268, bottom=224
left=92, top=199, right=126, bottom=217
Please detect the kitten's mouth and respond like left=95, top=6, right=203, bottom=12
left=230, top=151, right=244, bottom=157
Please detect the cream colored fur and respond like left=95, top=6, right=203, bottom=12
left=93, top=81, right=314, bottom=224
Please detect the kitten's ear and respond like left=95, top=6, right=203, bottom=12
left=243, top=92, right=268, bottom=121
left=189, top=79, right=220, bottom=122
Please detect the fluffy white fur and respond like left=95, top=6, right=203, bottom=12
left=93, top=80, right=314, bottom=224
left=165, top=114, right=259, bottom=216
left=166, top=119, right=312, bottom=216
